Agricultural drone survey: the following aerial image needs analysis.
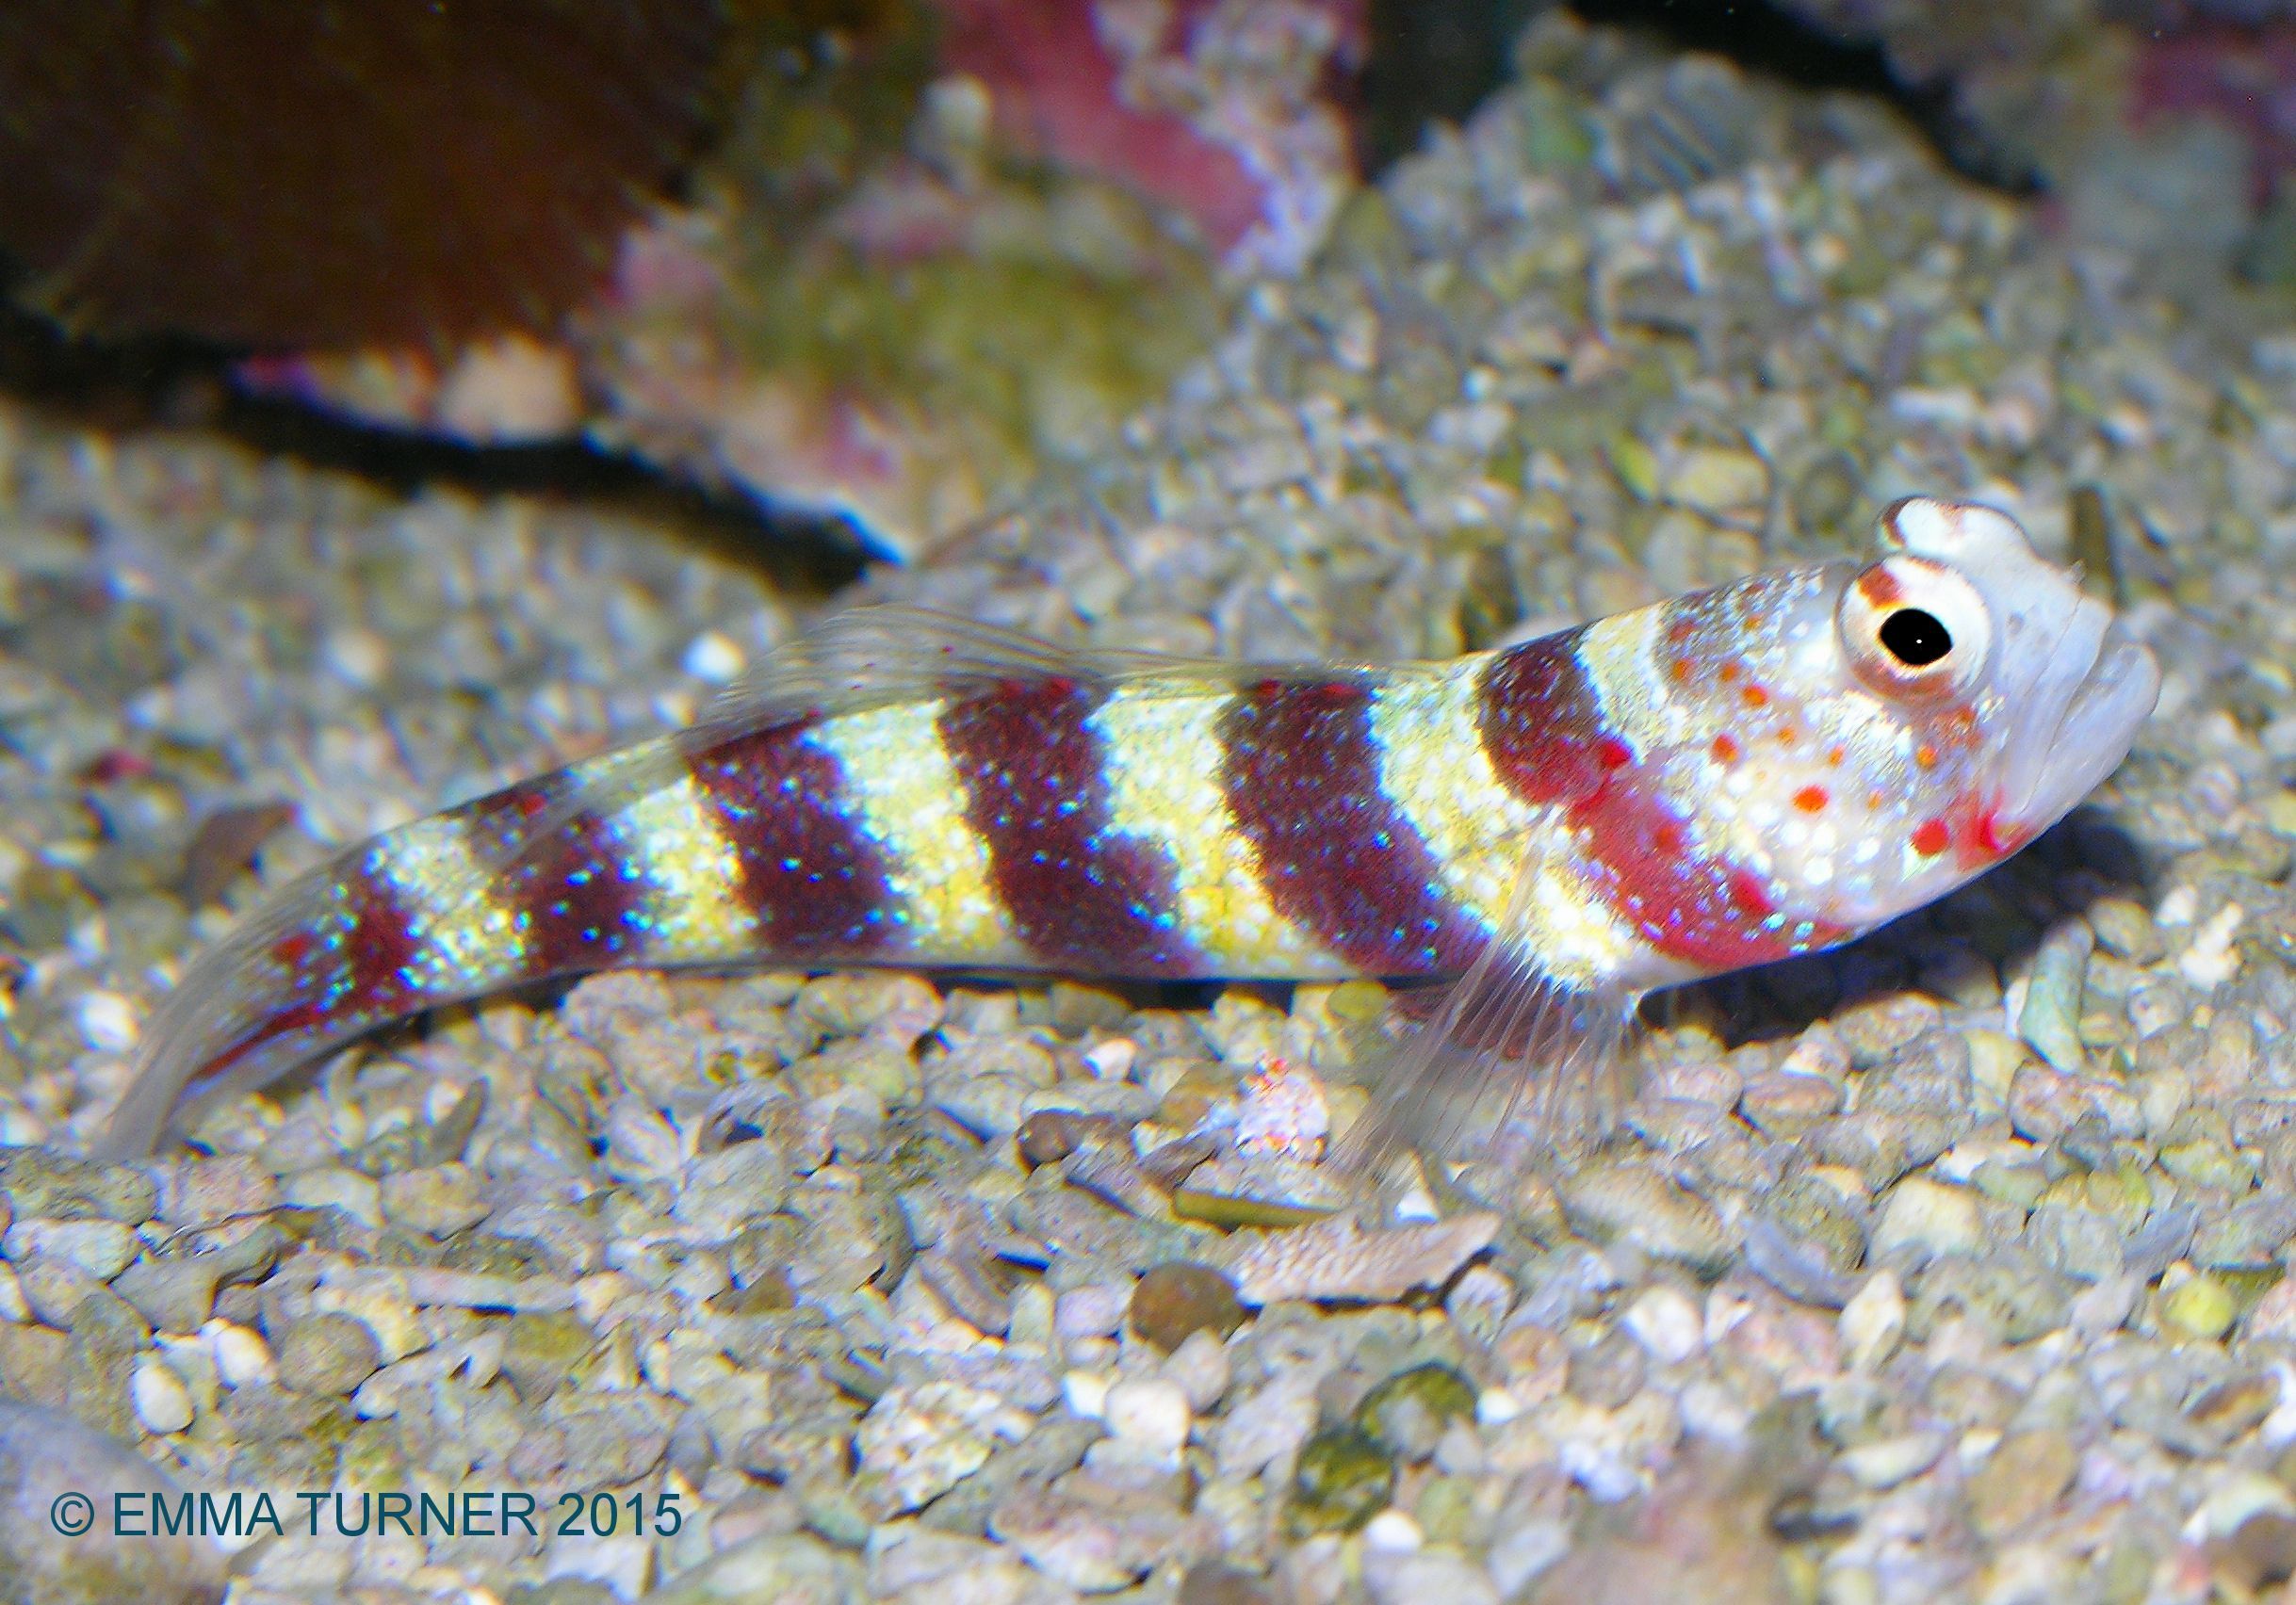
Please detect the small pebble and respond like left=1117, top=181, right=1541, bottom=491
left=1621, top=1286, right=1703, bottom=1366
left=4, top=1218, right=136, bottom=1281
left=1101, top=1376, right=1192, bottom=1464
left=280, top=1166, right=383, bottom=1228
left=130, top=1355, right=195, bottom=1435
left=1130, top=1261, right=1246, bottom=1351
left=73, top=990, right=139, bottom=1053
left=1360, top=1508, right=1424, bottom=1553
left=1161, top=1327, right=1233, bottom=1413
left=379, top=1162, right=490, bottom=1236
left=273, top=1312, right=383, bottom=1396
left=1290, top=1425, right=1395, bottom=1536
left=1839, top=1431, right=1944, bottom=1490
left=1356, top=1364, right=1478, bottom=1461
left=204, top=1320, right=276, bottom=1388
left=2162, top=1272, right=2238, bottom=1341
left=2017, top=922, right=2092, bottom=1072
left=1965, top=1429, right=2077, bottom=1539
left=681, top=628, right=745, bottom=683
left=0, top=1399, right=226, bottom=1602
left=1839, top=1272, right=1907, bottom=1372
left=111, top=1257, right=224, bottom=1335
left=2179, top=903, right=2246, bottom=990
left=1871, top=1177, right=1983, bottom=1260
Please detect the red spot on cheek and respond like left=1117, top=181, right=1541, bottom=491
left=1711, top=734, right=1740, bottom=764
left=1911, top=818, right=1949, bottom=857
left=1968, top=804, right=2013, bottom=857
left=1793, top=786, right=1829, bottom=813
left=1729, top=870, right=1774, bottom=920
left=1595, top=736, right=1633, bottom=770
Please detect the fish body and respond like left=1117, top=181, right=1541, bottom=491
left=97, top=498, right=2160, bottom=1157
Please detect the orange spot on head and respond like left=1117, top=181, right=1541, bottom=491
left=1711, top=733, right=1740, bottom=764
left=1741, top=683, right=1769, bottom=708
left=272, top=931, right=317, bottom=966
left=1826, top=744, right=1846, bottom=768
left=1718, top=660, right=1740, bottom=684
left=1793, top=785, right=1829, bottom=813
left=1669, top=656, right=1693, bottom=682
left=1914, top=742, right=1938, bottom=770
left=1866, top=789, right=1884, bottom=810
left=1855, top=566, right=1904, bottom=606
left=1911, top=818, right=1949, bottom=856
left=1773, top=722, right=1797, bottom=746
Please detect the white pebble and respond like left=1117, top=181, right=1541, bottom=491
left=131, top=1357, right=194, bottom=1435
left=1839, top=1271, right=1907, bottom=1373
left=7, top=1218, right=137, bottom=1280
left=1839, top=1431, right=1943, bottom=1491
left=1101, top=1376, right=1191, bottom=1462
left=1081, top=1038, right=1137, bottom=1080
left=2156, top=884, right=2199, bottom=926
left=1621, top=1286, right=1702, bottom=1366
left=1361, top=1508, right=1424, bottom=1553
left=1062, top=1370, right=1112, bottom=1421
left=204, top=1320, right=277, bottom=1388
left=1052, top=1284, right=1128, bottom=1340
left=2178, top=902, right=2246, bottom=990
left=682, top=629, right=745, bottom=684
left=2203, top=1470, right=2296, bottom=1540
left=0, top=1264, right=27, bottom=1322
left=542, top=1532, right=655, bottom=1600
left=281, top=1166, right=383, bottom=1228
left=73, top=990, right=139, bottom=1053
left=1475, top=1386, right=1523, bottom=1427
left=1678, top=1380, right=1753, bottom=1444
left=1160, top=1327, right=1232, bottom=1413
left=324, top=627, right=391, bottom=687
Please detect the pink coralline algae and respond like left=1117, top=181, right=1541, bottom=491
left=2132, top=22, right=2296, bottom=206
left=233, top=0, right=1369, bottom=556
left=940, top=0, right=1366, bottom=276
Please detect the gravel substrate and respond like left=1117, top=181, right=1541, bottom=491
left=10, top=12, right=2296, bottom=1604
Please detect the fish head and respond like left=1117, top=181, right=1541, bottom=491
left=1668, top=496, right=2158, bottom=936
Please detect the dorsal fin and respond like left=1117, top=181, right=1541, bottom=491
left=684, top=603, right=1350, bottom=750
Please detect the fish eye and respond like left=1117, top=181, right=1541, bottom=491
left=1838, top=556, right=1990, bottom=703
left=1879, top=608, right=1950, bottom=667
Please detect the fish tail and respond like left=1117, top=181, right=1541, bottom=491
left=92, top=730, right=769, bottom=1156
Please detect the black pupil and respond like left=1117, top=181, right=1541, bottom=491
left=1879, top=608, right=1951, bottom=667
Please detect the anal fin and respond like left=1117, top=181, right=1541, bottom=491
left=1332, top=860, right=1638, bottom=1174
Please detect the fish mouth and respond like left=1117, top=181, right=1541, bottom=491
left=1881, top=497, right=2160, bottom=847
left=1989, top=609, right=2160, bottom=844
